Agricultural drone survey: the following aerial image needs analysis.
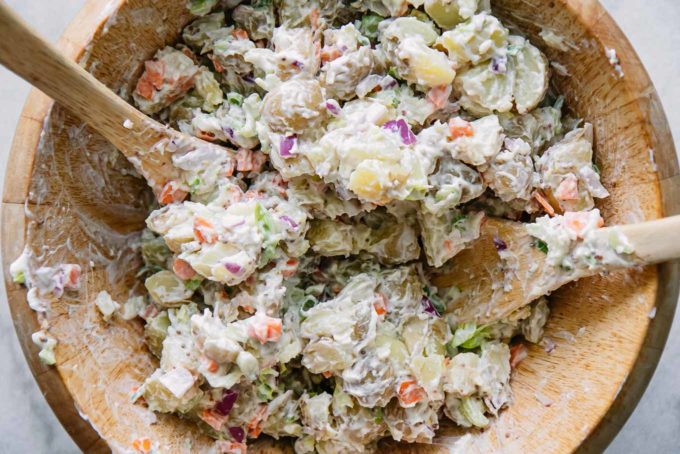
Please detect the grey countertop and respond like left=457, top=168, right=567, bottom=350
left=0, top=1, right=678, bottom=452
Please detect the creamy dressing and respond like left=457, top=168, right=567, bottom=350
left=12, top=0, right=623, bottom=452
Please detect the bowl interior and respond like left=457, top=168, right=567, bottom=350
left=3, top=0, right=678, bottom=452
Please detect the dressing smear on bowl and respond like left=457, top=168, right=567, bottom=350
left=11, top=1, right=632, bottom=452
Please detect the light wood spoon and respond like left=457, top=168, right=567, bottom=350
left=431, top=215, right=680, bottom=325
left=0, top=2, right=230, bottom=196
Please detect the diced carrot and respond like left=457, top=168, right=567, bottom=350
left=321, top=47, right=343, bottom=63
left=448, top=117, right=474, bottom=139
left=533, top=190, right=556, bottom=216
left=208, top=54, right=224, bottom=73
left=563, top=211, right=603, bottom=238
left=63, top=264, right=81, bottom=289
left=181, top=47, right=198, bottom=63
left=132, top=437, right=152, bottom=454
left=216, top=441, right=248, bottom=454
left=232, top=28, right=249, bottom=40
left=247, top=314, right=283, bottom=344
left=200, top=409, right=225, bottom=431
left=235, top=148, right=254, bottom=172
left=207, top=358, right=219, bottom=373
left=172, top=258, right=196, bottom=280
left=427, top=85, right=452, bottom=109
left=281, top=258, right=299, bottom=278
left=322, top=371, right=333, bottom=379
left=193, top=216, right=218, bottom=244
left=159, top=180, right=188, bottom=205
left=223, top=157, right=236, bottom=178
left=145, top=60, right=165, bottom=89
left=247, top=405, right=268, bottom=438
left=443, top=239, right=453, bottom=252
left=509, top=343, right=528, bottom=368
left=554, top=174, right=579, bottom=201
left=398, top=380, right=426, bottom=406
left=135, top=77, right=154, bottom=100
left=373, top=292, right=388, bottom=316
left=251, top=151, right=268, bottom=174
left=196, top=130, right=217, bottom=141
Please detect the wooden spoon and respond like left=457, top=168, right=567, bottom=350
left=431, top=215, right=680, bottom=325
left=0, top=2, right=229, bottom=195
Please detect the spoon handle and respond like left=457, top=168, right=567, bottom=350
left=0, top=2, right=174, bottom=189
left=609, top=215, right=680, bottom=264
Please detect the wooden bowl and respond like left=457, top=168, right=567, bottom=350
left=2, top=0, right=678, bottom=452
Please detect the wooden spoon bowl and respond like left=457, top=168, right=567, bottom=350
left=2, top=0, right=678, bottom=452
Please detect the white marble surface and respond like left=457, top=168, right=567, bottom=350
left=0, top=1, right=678, bottom=453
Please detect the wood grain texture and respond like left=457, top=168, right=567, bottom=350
left=0, top=0, right=678, bottom=453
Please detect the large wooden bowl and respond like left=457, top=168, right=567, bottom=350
left=2, top=0, right=678, bottom=452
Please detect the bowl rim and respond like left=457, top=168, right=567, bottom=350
left=1, top=0, right=678, bottom=452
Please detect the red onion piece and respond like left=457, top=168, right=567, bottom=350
left=229, top=426, right=245, bottom=443
left=325, top=101, right=341, bottom=116
left=279, top=215, right=298, bottom=230
left=421, top=296, right=440, bottom=317
left=493, top=237, right=507, bottom=251
left=382, top=119, right=416, bottom=145
left=215, top=388, right=239, bottom=416
left=224, top=262, right=244, bottom=275
left=279, top=135, right=297, bottom=158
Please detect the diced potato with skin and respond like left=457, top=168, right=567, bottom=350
left=398, top=38, right=456, bottom=88
left=454, top=36, right=548, bottom=115
left=512, top=37, right=549, bottom=114
left=443, top=352, right=480, bottom=396
left=145, top=271, right=194, bottom=307
left=425, top=0, right=478, bottom=29
left=435, top=13, right=509, bottom=67
left=380, top=17, right=440, bottom=46
left=454, top=61, right=515, bottom=115
left=481, top=137, right=535, bottom=202
left=308, top=220, right=356, bottom=256
left=261, top=79, right=328, bottom=134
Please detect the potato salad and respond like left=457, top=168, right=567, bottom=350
left=11, top=1, right=616, bottom=453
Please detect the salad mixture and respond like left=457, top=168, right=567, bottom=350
left=11, top=0, right=628, bottom=452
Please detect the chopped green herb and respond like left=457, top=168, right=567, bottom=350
left=534, top=239, right=549, bottom=254
left=391, top=97, right=400, bottom=108
left=387, top=66, right=400, bottom=79
left=227, top=92, right=244, bottom=106
left=359, top=13, right=383, bottom=41
left=452, top=213, right=468, bottom=232
left=451, top=322, right=490, bottom=350
left=13, top=270, right=25, bottom=284
left=255, top=203, right=279, bottom=266
left=256, top=368, right=278, bottom=401
left=189, top=176, right=202, bottom=194
left=188, top=0, right=218, bottom=16
left=409, top=9, right=431, bottom=23
left=184, top=278, right=202, bottom=291
left=445, top=341, right=458, bottom=357
left=373, top=407, right=383, bottom=424
left=592, top=163, right=601, bottom=175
